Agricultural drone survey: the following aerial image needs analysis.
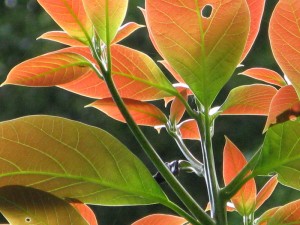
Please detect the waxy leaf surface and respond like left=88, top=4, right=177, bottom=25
left=39, top=31, right=86, bottom=47
left=2, top=50, right=92, bottom=87
left=0, top=185, right=88, bottom=225
left=254, top=118, right=300, bottom=190
left=255, top=175, right=278, bottom=210
left=269, top=0, right=300, bottom=97
left=112, top=22, right=144, bottom=44
left=88, top=98, right=167, bottom=126
left=131, top=214, right=187, bottom=225
left=37, top=0, right=92, bottom=44
left=223, top=137, right=256, bottom=215
left=239, top=68, right=286, bottom=87
left=221, top=84, right=277, bottom=115
left=82, top=0, right=128, bottom=44
left=70, top=201, right=98, bottom=225
left=145, top=0, right=250, bottom=107
left=0, top=116, right=167, bottom=206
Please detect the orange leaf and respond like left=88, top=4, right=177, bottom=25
left=159, top=60, right=185, bottom=84
left=170, top=90, right=188, bottom=123
left=145, top=0, right=250, bottom=107
left=268, top=199, right=300, bottom=225
left=264, top=85, right=300, bottom=132
left=221, top=84, right=277, bottom=115
left=178, top=119, right=201, bottom=140
left=255, top=175, right=278, bottom=210
left=88, top=98, right=167, bottom=126
left=2, top=49, right=92, bottom=87
left=37, top=0, right=92, bottom=44
left=256, top=207, right=280, bottom=225
left=239, top=68, right=286, bottom=87
left=240, top=0, right=266, bottom=62
left=112, top=22, right=145, bottom=44
left=269, top=0, right=300, bottom=97
left=131, top=214, right=187, bottom=225
left=38, top=31, right=87, bottom=47
left=70, top=202, right=98, bottom=225
left=223, top=137, right=256, bottom=216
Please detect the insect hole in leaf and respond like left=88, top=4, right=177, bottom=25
left=201, top=4, right=213, bottom=19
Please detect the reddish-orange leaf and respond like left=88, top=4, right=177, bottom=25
left=159, top=60, right=185, bottom=84
left=178, top=119, right=201, bottom=140
left=239, top=68, right=286, bottom=87
left=131, top=214, right=187, bottom=225
left=268, top=199, right=300, bottom=225
left=256, top=207, right=280, bottom=225
left=112, top=22, right=144, bottom=44
left=269, top=0, right=300, bottom=97
left=70, top=202, right=98, bottom=225
left=88, top=98, right=167, bottom=126
left=2, top=49, right=92, bottom=87
left=221, top=84, right=277, bottom=115
left=223, top=137, right=256, bottom=216
left=37, top=0, right=92, bottom=44
left=38, top=31, right=86, bottom=47
left=170, top=90, right=188, bottom=124
left=240, top=0, right=266, bottom=62
left=255, top=175, right=278, bottom=210
left=264, top=85, right=300, bottom=132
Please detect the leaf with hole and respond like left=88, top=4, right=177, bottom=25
left=0, top=185, right=89, bottom=225
left=0, top=115, right=168, bottom=206
left=145, top=0, right=250, bottom=107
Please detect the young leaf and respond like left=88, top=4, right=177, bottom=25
left=220, top=84, right=277, bottom=115
left=145, top=0, right=250, bottom=107
left=254, top=118, right=300, bottom=190
left=38, top=31, right=87, bottom=47
left=69, top=201, right=98, bottom=225
left=255, top=175, right=278, bottom=210
left=131, top=214, right=187, bottom=225
left=170, top=90, right=188, bottom=124
left=223, top=137, right=256, bottom=216
left=87, top=98, right=167, bottom=126
left=240, top=0, right=266, bottom=62
left=239, top=68, right=286, bottom=87
left=269, top=0, right=300, bottom=98
left=2, top=50, right=92, bottom=87
left=0, top=115, right=168, bottom=206
left=37, top=0, right=92, bottom=44
left=255, top=207, right=280, bottom=225
left=264, top=85, right=300, bottom=132
left=267, top=199, right=300, bottom=225
left=0, top=185, right=89, bottom=225
left=178, top=119, right=201, bottom=140
left=112, top=22, right=145, bottom=44
left=82, top=0, right=128, bottom=45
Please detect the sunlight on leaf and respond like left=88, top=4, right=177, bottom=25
left=145, top=0, right=250, bottom=107
left=131, top=214, right=187, bottom=225
left=255, top=175, right=278, bottom=210
left=112, top=22, right=144, bottom=44
left=170, top=90, right=188, bottom=124
left=0, top=116, right=168, bottom=206
left=0, top=185, right=88, bottom=225
left=178, top=119, right=201, bottom=140
left=69, top=201, right=98, bottom=225
left=38, top=31, right=87, bottom=47
left=256, top=207, right=280, bottom=225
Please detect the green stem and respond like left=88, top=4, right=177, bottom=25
left=243, top=214, right=254, bottom=225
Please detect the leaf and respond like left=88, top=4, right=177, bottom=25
left=59, top=45, right=176, bottom=101
left=269, top=0, right=300, bottom=98
left=264, top=85, right=300, bottom=132
left=255, top=175, right=278, bottom=210
left=159, top=60, right=185, bottom=84
left=178, top=119, right=201, bottom=140
left=82, top=0, right=128, bottom=44
left=2, top=49, right=93, bottom=87
left=240, top=0, right=266, bottom=62
left=37, top=0, right=92, bottom=44
left=170, top=90, right=188, bottom=124
left=256, top=207, right=280, bottom=225
left=220, top=84, right=277, bottom=115
left=131, top=214, right=187, bottom=225
left=223, top=137, right=256, bottom=216
left=254, top=118, right=300, bottom=190
left=112, top=22, right=145, bottom=44
left=239, top=68, right=286, bottom=87
left=87, top=98, right=167, bottom=126
left=38, top=31, right=87, bottom=47
left=145, top=0, right=250, bottom=107
left=0, top=185, right=88, bottom=225
left=268, top=199, right=300, bottom=225
left=69, top=201, right=98, bottom=225
left=0, top=115, right=167, bottom=206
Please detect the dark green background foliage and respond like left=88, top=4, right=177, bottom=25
left=0, top=0, right=298, bottom=224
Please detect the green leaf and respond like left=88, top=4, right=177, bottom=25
left=0, top=185, right=89, bottom=225
left=0, top=115, right=167, bottom=206
left=253, top=118, right=300, bottom=190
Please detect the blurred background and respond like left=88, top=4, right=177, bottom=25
left=0, top=0, right=298, bottom=224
